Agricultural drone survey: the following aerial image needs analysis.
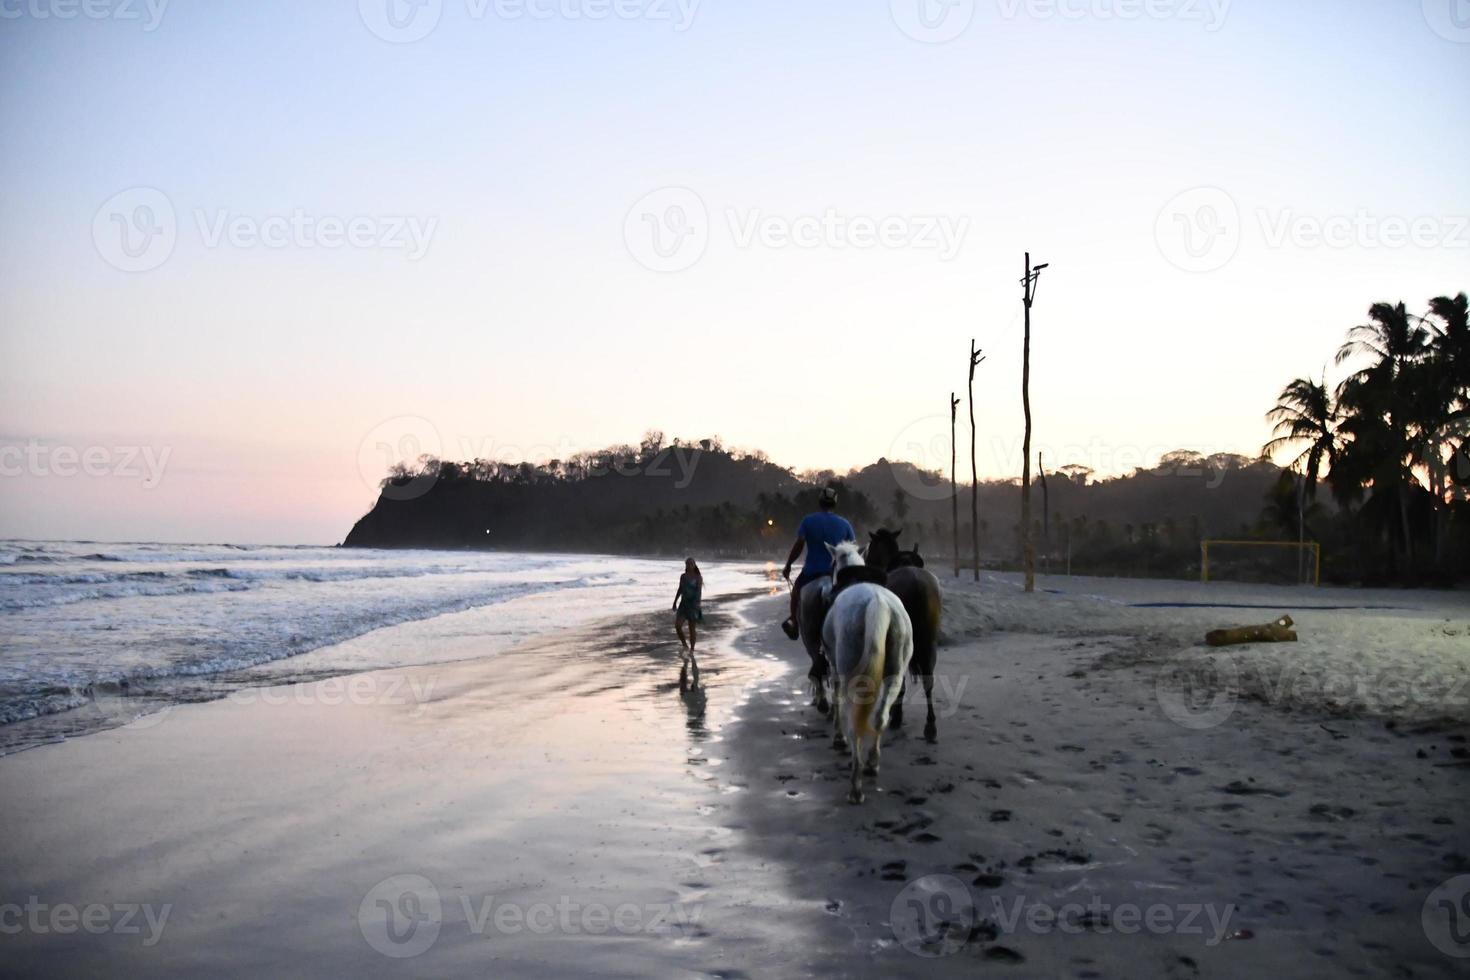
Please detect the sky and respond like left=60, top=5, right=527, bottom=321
left=0, top=0, right=1467, bottom=544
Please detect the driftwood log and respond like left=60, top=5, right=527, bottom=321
left=1205, top=614, right=1297, bottom=648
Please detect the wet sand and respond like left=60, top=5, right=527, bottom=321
left=2, top=585, right=1467, bottom=977
left=0, top=593, right=815, bottom=977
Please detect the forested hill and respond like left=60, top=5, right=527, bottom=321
left=342, top=435, right=1289, bottom=567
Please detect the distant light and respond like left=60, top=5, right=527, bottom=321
left=767, top=519, right=774, bottom=526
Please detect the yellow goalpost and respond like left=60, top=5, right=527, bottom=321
left=1201, top=540, right=1321, bottom=586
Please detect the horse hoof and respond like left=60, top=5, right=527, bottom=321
left=863, top=763, right=879, bottom=777
left=847, top=790, right=865, bottom=805
left=924, top=727, right=937, bottom=743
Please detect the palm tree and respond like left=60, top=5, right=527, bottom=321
left=1334, top=302, right=1432, bottom=571
left=1419, top=293, right=1470, bottom=563
left=1263, top=374, right=1338, bottom=582
left=1263, top=374, right=1338, bottom=499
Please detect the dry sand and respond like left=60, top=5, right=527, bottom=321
left=1, top=570, right=1467, bottom=977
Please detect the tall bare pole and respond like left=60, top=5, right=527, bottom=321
left=969, top=342, right=986, bottom=582
left=950, top=392, right=961, bottom=578
left=1038, top=451, right=1050, bottom=559
left=1021, top=253, right=1049, bottom=593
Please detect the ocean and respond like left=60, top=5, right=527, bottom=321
left=0, top=541, right=763, bottom=753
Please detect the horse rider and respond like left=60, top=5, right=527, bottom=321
left=780, top=486, right=856, bottom=639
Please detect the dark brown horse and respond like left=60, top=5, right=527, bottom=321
left=865, top=528, right=944, bottom=742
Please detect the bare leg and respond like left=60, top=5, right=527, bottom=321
left=675, top=619, right=689, bottom=660
left=688, top=621, right=697, bottom=654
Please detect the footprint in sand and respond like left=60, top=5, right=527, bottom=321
left=982, top=945, right=1025, bottom=963
left=1217, top=780, right=1291, bottom=798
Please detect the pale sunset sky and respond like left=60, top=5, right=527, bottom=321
left=1, top=0, right=1467, bottom=543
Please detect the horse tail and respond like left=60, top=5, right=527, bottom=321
left=848, top=593, right=890, bottom=742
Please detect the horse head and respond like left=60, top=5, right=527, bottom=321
left=891, top=544, right=925, bottom=569
left=826, top=539, right=866, bottom=574
left=865, top=528, right=903, bottom=571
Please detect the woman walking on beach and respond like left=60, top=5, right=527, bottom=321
left=673, top=558, right=703, bottom=660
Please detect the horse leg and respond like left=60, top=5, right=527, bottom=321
left=848, top=733, right=866, bottom=804
left=831, top=676, right=847, bottom=750
left=863, top=733, right=881, bottom=777
left=890, top=676, right=907, bottom=728
left=922, top=672, right=938, bottom=743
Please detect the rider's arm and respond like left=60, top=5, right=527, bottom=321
left=782, top=538, right=804, bottom=579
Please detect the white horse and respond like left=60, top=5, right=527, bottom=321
left=820, top=541, right=914, bottom=804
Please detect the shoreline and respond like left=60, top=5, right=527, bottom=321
left=1, top=575, right=1466, bottom=976
left=0, top=590, right=801, bottom=976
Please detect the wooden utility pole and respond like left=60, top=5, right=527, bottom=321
left=1038, top=451, right=1050, bottom=570
left=969, top=342, right=986, bottom=582
left=950, top=392, right=961, bottom=578
left=1021, top=252, right=1049, bottom=593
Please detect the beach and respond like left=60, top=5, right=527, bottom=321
left=1, top=567, right=1467, bottom=977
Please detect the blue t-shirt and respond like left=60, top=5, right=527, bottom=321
left=798, top=512, right=856, bottom=575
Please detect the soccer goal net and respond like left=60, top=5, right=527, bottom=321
left=1200, top=540, right=1321, bottom=586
